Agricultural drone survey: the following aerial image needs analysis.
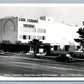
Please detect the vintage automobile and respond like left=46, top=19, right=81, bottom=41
left=55, top=54, right=75, bottom=62
left=36, top=52, right=47, bottom=56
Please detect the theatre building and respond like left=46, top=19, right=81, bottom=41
left=0, top=16, right=46, bottom=43
left=0, top=16, right=79, bottom=52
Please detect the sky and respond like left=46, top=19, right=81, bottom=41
left=0, top=4, right=84, bottom=26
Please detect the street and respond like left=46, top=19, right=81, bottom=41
left=0, top=53, right=84, bottom=77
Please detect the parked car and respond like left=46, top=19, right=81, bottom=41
left=0, top=50, right=5, bottom=55
left=55, top=54, right=75, bottom=62
left=36, top=52, right=47, bottom=56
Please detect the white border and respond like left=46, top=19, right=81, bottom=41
left=0, top=77, right=84, bottom=81
left=0, top=3, right=84, bottom=81
left=0, top=3, right=84, bottom=7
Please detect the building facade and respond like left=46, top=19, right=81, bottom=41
left=0, top=16, right=79, bottom=50
left=0, top=16, right=46, bottom=43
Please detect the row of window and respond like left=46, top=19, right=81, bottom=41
left=19, top=28, right=36, bottom=33
left=40, top=16, right=46, bottom=20
left=23, top=35, right=36, bottom=40
left=20, top=35, right=45, bottom=40
left=23, top=24, right=35, bottom=28
left=27, top=19, right=38, bottom=23
left=19, top=18, right=26, bottom=21
left=37, top=29, right=46, bottom=33
left=22, top=24, right=46, bottom=33
left=37, top=36, right=45, bottom=40
left=19, top=18, right=38, bottom=23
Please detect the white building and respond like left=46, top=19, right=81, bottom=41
left=0, top=16, right=46, bottom=43
left=0, top=16, right=79, bottom=48
left=38, top=16, right=79, bottom=48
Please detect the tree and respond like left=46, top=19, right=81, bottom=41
left=74, top=28, right=84, bottom=46
left=29, top=39, right=43, bottom=58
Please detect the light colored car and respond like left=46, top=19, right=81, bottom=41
left=36, top=52, right=46, bottom=56
left=26, top=50, right=34, bottom=55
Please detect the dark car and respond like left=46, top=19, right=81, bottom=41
left=56, top=54, right=75, bottom=62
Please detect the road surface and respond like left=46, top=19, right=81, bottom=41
left=0, top=53, right=84, bottom=77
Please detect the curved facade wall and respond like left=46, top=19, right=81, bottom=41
left=0, top=17, right=18, bottom=43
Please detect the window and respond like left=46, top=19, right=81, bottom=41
left=48, top=19, right=50, bottom=21
left=23, top=24, right=35, bottom=28
left=28, top=35, right=36, bottom=40
left=37, top=29, right=46, bottom=33
left=27, top=19, right=38, bottom=23
left=43, top=36, right=45, bottom=40
left=28, top=36, right=30, bottom=39
left=37, top=36, right=45, bottom=40
left=40, top=16, right=46, bottom=20
left=19, top=18, right=26, bottom=21
left=37, top=36, right=42, bottom=40
left=20, top=28, right=36, bottom=33
left=19, top=35, right=22, bottom=39
left=23, top=35, right=26, bottom=40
